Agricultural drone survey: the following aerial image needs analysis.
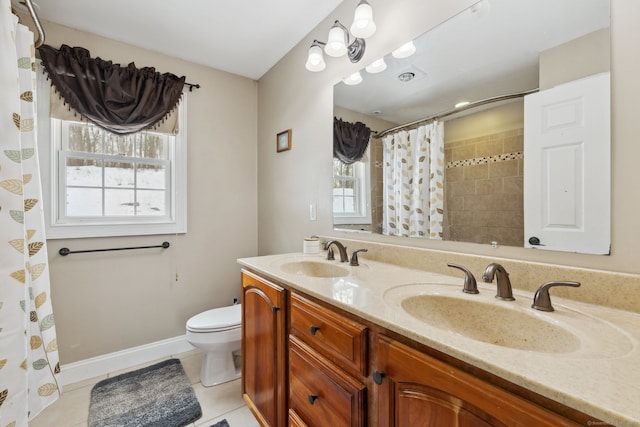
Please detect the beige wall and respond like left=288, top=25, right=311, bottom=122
left=540, top=28, right=611, bottom=90
left=38, top=22, right=258, bottom=363
left=257, top=0, right=640, bottom=276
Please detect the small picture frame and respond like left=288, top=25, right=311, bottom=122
left=276, top=129, right=292, bottom=152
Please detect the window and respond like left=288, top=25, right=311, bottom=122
left=332, top=158, right=371, bottom=225
left=37, top=70, right=187, bottom=239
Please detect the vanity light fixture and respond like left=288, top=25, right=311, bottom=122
left=305, top=0, right=377, bottom=72
left=392, top=40, right=417, bottom=59
left=305, top=40, right=327, bottom=71
left=343, top=71, right=363, bottom=85
left=350, top=0, right=377, bottom=38
left=365, top=58, right=387, bottom=73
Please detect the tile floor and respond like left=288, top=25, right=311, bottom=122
left=29, top=350, right=260, bottom=427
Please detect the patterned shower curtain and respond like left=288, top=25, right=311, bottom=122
left=0, top=2, right=61, bottom=426
left=382, top=121, right=444, bottom=238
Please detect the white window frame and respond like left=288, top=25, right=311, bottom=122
left=36, top=67, right=187, bottom=239
left=332, top=157, right=372, bottom=225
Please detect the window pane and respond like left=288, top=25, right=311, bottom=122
left=104, top=133, right=134, bottom=157
left=333, top=159, right=354, bottom=177
left=137, top=190, right=166, bottom=216
left=66, top=158, right=102, bottom=187
left=344, top=195, right=356, bottom=213
left=66, top=187, right=102, bottom=216
left=136, top=163, right=166, bottom=190
left=67, top=122, right=102, bottom=153
left=333, top=194, right=344, bottom=213
left=138, top=134, right=169, bottom=160
left=105, top=161, right=135, bottom=188
left=105, top=189, right=136, bottom=216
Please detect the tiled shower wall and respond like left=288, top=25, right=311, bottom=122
left=443, top=129, right=524, bottom=247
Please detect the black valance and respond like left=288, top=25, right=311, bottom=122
left=39, top=44, right=185, bottom=135
left=333, top=117, right=371, bottom=165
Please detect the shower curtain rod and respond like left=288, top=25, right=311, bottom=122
left=375, top=88, right=539, bottom=139
left=20, top=0, right=45, bottom=48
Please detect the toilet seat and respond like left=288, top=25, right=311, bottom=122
left=187, top=304, right=241, bottom=333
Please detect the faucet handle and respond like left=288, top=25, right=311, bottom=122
left=447, top=263, right=479, bottom=294
left=350, top=249, right=368, bottom=266
left=532, top=281, right=581, bottom=312
left=326, top=246, right=335, bottom=260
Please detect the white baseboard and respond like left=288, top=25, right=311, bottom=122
left=59, top=335, right=196, bottom=387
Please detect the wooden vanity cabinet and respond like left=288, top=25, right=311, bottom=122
left=288, top=292, right=368, bottom=427
left=373, top=334, right=582, bottom=427
left=240, top=270, right=598, bottom=427
left=241, top=271, right=287, bottom=427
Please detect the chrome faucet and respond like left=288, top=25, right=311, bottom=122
left=482, top=263, right=515, bottom=301
left=324, top=240, right=349, bottom=263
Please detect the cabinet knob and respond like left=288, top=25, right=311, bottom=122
left=373, top=371, right=386, bottom=385
left=271, top=306, right=280, bottom=313
left=308, top=395, right=318, bottom=405
left=309, top=325, right=320, bottom=335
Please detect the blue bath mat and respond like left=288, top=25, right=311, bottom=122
left=210, top=420, right=230, bottom=427
left=88, top=358, right=202, bottom=427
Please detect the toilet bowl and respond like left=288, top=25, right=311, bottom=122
left=186, top=304, right=241, bottom=387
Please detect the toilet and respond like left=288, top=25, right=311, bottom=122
left=186, top=304, right=242, bottom=387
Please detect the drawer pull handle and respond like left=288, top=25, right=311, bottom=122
left=373, top=371, right=386, bottom=385
left=308, top=395, right=318, bottom=405
left=309, top=325, right=320, bottom=335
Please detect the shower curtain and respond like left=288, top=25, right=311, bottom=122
left=382, top=121, right=444, bottom=238
left=0, top=2, right=61, bottom=426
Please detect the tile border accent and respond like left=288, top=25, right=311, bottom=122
left=446, top=151, right=523, bottom=169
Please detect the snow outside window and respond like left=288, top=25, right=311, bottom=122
left=36, top=72, right=187, bottom=239
left=332, top=158, right=371, bottom=225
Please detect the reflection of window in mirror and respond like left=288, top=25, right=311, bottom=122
left=332, top=157, right=371, bottom=228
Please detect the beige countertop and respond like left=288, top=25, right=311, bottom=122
left=238, top=252, right=640, bottom=427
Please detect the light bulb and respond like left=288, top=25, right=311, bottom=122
left=325, top=23, right=348, bottom=57
left=343, top=72, right=363, bottom=85
left=350, top=0, right=376, bottom=39
left=392, top=40, right=416, bottom=59
left=305, top=44, right=326, bottom=72
left=365, top=58, right=387, bottom=74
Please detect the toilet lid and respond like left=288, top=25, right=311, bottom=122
left=186, top=304, right=241, bottom=332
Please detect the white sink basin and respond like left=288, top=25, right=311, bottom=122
left=279, top=260, right=349, bottom=278
left=384, top=283, right=633, bottom=357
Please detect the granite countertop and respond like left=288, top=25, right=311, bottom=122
left=238, top=252, right=640, bottom=427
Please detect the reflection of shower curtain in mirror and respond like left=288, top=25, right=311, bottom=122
left=382, top=121, right=444, bottom=238
left=0, top=2, right=61, bottom=425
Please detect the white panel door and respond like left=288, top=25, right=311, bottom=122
left=524, top=72, right=610, bottom=254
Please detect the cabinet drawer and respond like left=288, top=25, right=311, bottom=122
left=289, top=337, right=366, bottom=427
left=290, top=292, right=367, bottom=376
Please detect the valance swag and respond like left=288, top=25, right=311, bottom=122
left=39, top=44, right=185, bottom=135
left=333, top=117, right=372, bottom=164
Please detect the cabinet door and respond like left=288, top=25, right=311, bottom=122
left=374, top=335, right=580, bottom=427
left=241, top=271, right=287, bottom=427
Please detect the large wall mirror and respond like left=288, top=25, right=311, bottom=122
left=333, top=0, right=611, bottom=255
